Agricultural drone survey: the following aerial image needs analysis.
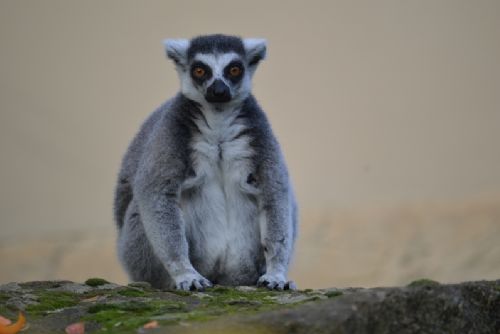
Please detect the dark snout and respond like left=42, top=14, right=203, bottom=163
left=205, top=79, right=231, bottom=103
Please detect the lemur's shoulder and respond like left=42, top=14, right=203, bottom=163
left=238, top=95, right=284, bottom=161
left=119, top=95, right=187, bottom=182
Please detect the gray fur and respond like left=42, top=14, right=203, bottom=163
left=114, top=34, right=298, bottom=291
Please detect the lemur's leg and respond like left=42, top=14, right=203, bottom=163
left=135, top=174, right=212, bottom=291
left=118, top=200, right=172, bottom=289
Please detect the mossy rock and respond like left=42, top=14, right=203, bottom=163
left=26, top=291, right=79, bottom=315
left=325, top=290, right=343, bottom=298
left=0, top=279, right=498, bottom=334
left=116, top=288, right=147, bottom=297
left=84, top=278, right=110, bottom=287
left=407, top=278, right=440, bottom=288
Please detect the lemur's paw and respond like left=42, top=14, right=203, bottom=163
left=174, top=272, right=212, bottom=291
left=257, top=274, right=297, bottom=291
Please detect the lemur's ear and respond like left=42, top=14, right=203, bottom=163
left=243, top=38, right=267, bottom=67
left=163, top=39, right=189, bottom=66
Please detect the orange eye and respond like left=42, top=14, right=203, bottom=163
left=229, top=66, right=241, bottom=76
left=193, top=67, right=205, bottom=78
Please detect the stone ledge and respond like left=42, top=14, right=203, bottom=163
left=0, top=279, right=498, bottom=333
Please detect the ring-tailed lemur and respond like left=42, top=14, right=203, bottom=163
left=114, top=34, right=298, bottom=291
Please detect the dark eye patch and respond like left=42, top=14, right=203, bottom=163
left=224, top=60, right=245, bottom=84
left=190, top=61, right=212, bottom=85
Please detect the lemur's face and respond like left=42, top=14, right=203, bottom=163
left=164, top=35, right=266, bottom=108
left=187, top=52, right=246, bottom=104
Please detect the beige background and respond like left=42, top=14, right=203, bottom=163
left=1, top=0, right=499, bottom=288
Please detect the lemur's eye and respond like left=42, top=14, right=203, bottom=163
left=193, top=67, right=205, bottom=78
left=229, top=66, right=242, bottom=77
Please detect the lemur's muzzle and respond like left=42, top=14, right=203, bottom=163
left=205, top=79, right=231, bottom=103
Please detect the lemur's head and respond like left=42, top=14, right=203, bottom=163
left=164, top=34, right=266, bottom=107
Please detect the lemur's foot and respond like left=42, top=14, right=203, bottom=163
left=257, top=273, right=297, bottom=291
left=174, top=272, right=212, bottom=291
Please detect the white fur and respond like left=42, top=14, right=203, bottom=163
left=243, top=38, right=267, bottom=58
left=179, top=106, right=261, bottom=277
left=243, top=38, right=267, bottom=76
left=163, top=39, right=189, bottom=65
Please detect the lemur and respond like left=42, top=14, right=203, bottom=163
left=114, top=34, right=298, bottom=291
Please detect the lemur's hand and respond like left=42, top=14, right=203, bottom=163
left=257, top=273, right=297, bottom=291
left=173, top=270, right=212, bottom=291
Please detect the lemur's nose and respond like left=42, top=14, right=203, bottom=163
left=205, top=79, right=231, bottom=103
left=213, top=80, right=227, bottom=96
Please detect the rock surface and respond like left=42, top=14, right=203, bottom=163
left=0, top=278, right=498, bottom=334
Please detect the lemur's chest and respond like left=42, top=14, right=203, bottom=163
left=181, top=109, right=257, bottom=193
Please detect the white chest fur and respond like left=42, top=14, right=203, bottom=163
left=189, top=108, right=254, bottom=186
left=179, top=107, right=262, bottom=277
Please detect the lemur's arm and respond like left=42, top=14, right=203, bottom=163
left=257, top=143, right=296, bottom=290
left=134, top=118, right=212, bottom=291
left=259, top=190, right=295, bottom=289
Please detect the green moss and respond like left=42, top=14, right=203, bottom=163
left=118, top=301, right=154, bottom=312
left=152, top=300, right=187, bottom=313
left=325, top=291, right=343, bottom=298
left=408, top=278, right=440, bottom=288
left=81, top=286, right=282, bottom=329
left=26, top=291, right=79, bottom=315
left=303, top=289, right=313, bottom=293
left=187, top=286, right=282, bottom=322
left=84, top=300, right=187, bottom=333
left=0, top=301, right=14, bottom=319
left=0, top=292, right=9, bottom=303
left=88, top=300, right=185, bottom=315
left=88, top=303, right=123, bottom=314
left=0, top=293, right=14, bottom=317
left=85, top=278, right=110, bottom=287
left=20, top=285, right=315, bottom=333
left=127, top=282, right=152, bottom=290
left=86, top=309, right=152, bottom=334
left=117, top=288, right=146, bottom=297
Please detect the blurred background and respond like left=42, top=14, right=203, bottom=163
left=1, top=0, right=499, bottom=289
